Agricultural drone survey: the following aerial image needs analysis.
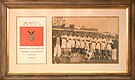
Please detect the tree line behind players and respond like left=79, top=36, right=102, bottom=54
left=53, top=31, right=118, bottom=63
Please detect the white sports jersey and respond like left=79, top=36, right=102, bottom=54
left=61, top=34, right=67, bottom=48
left=85, top=41, right=90, bottom=50
left=86, top=50, right=94, bottom=59
left=101, top=38, right=107, bottom=50
left=107, top=39, right=113, bottom=50
left=80, top=40, right=85, bottom=48
left=96, top=43, right=100, bottom=49
left=71, top=37, right=76, bottom=48
left=76, top=36, right=80, bottom=48
left=96, top=38, right=101, bottom=49
left=91, top=38, right=96, bottom=50
left=67, top=35, right=72, bottom=48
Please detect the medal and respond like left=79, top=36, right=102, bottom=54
left=28, top=31, right=35, bottom=41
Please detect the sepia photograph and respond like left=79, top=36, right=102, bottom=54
left=52, top=16, right=119, bottom=64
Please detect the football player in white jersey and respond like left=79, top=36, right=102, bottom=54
left=101, top=36, right=107, bottom=59
left=91, top=37, right=96, bottom=58
left=80, top=34, right=86, bottom=54
left=85, top=35, right=90, bottom=51
left=67, top=33, right=72, bottom=54
left=76, top=34, right=81, bottom=53
left=71, top=33, right=76, bottom=54
left=95, top=37, right=101, bottom=59
left=61, top=32, right=67, bottom=54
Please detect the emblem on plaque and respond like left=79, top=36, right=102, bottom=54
left=28, top=31, right=35, bottom=41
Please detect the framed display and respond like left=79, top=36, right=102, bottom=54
left=0, top=0, right=134, bottom=80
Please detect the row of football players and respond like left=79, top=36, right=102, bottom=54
left=53, top=31, right=118, bottom=61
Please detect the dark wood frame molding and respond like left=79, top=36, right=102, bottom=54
left=0, top=0, right=134, bottom=80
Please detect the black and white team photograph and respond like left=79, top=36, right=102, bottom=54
left=52, top=16, right=119, bottom=64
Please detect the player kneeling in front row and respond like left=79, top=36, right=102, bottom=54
left=84, top=49, right=94, bottom=61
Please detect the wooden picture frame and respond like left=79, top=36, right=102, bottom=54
left=0, top=0, right=134, bottom=80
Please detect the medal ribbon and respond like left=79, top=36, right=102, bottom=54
left=28, top=31, right=35, bottom=35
